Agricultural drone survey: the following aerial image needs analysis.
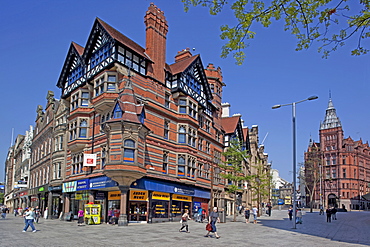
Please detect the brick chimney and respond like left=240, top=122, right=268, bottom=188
left=144, top=3, right=168, bottom=82
left=175, top=48, right=192, bottom=63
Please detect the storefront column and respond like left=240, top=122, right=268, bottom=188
left=48, top=191, right=53, bottom=219
left=89, top=192, right=95, bottom=203
left=64, top=194, right=70, bottom=214
left=118, top=185, right=129, bottom=226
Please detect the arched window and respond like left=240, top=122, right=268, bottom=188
left=123, top=139, right=135, bottom=163
left=178, top=155, right=185, bottom=176
left=178, top=126, right=186, bottom=144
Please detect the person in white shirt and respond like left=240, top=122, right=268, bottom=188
left=252, top=206, right=258, bottom=224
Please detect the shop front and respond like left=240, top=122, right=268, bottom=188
left=62, top=179, right=90, bottom=220
left=89, top=176, right=118, bottom=223
left=128, top=190, right=148, bottom=223
left=131, top=178, right=210, bottom=223
left=48, top=185, right=63, bottom=219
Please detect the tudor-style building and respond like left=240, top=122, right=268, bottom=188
left=305, top=98, right=370, bottom=210
left=56, top=3, right=225, bottom=225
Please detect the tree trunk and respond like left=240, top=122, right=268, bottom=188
left=233, top=193, right=237, bottom=222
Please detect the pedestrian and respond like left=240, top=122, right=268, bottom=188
left=198, top=207, right=203, bottom=223
left=288, top=206, right=293, bottom=221
left=204, top=207, right=220, bottom=239
left=331, top=207, right=337, bottom=220
left=319, top=204, right=324, bottom=215
left=34, top=206, right=40, bottom=223
left=267, top=203, right=272, bottom=216
left=77, top=208, right=84, bottom=226
left=113, top=208, right=120, bottom=225
left=179, top=209, right=191, bottom=233
left=295, top=208, right=302, bottom=224
left=43, top=207, right=48, bottom=219
left=252, top=205, right=258, bottom=224
left=14, top=208, right=18, bottom=217
left=244, top=207, right=250, bottom=223
left=107, top=208, right=113, bottom=224
left=326, top=206, right=332, bottom=223
left=22, top=208, right=37, bottom=233
left=1, top=206, right=7, bottom=219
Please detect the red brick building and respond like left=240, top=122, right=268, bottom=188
left=57, top=3, right=225, bottom=224
left=305, top=98, right=370, bottom=210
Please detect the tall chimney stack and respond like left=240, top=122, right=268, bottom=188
left=144, top=3, right=168, bottom=82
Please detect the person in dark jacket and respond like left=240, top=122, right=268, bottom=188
left=331, top=207, right=337, bottom=220
left=326, top=207, right=332, bottom=223
left=244, top=207, right=250, bottom=223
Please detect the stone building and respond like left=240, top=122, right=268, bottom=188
left=305, top=97, right=370, bottom=210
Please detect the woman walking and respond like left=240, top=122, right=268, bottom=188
left=77, top=208, right=84, bottom=226
left=204, top=207, right=220, bottom=239
left=244, top=207, right=250, bottom=223
left=22, top=208, right=36, bottom=233
left=179, top=209, right=191, bottom=233
left=252, top=205, right=258, bottom=224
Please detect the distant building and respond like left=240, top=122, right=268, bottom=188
left=305, top=97, right=370, bottom=210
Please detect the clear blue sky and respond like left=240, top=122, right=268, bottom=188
left=0, top=0, right=369, bottom=183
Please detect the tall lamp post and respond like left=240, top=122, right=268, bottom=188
left=272, top=96, right=318, bottom=229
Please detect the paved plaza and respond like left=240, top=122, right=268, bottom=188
left=0, top=209, right=369, bottom=247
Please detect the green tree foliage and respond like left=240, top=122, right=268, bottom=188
left=0, top=193, right=4, bottom=204
left=183, top=0, right=370, bottom=64
left=246, top=162, right=271, bottom=216
left=303, top=146, right=323, bottom=212
left=219, top=138, right=249, bottom=222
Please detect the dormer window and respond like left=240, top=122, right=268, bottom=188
left=113, top=103, right=122, bottom=119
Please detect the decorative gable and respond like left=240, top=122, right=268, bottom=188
left=57, top=42, right=86, bottom=98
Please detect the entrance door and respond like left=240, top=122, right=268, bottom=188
left=129, top=202, right=147, bottom=222
left=328, top=194, right=337, bottom=207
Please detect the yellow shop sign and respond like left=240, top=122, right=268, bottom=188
left=129, top=190, right=148, bottom=201
left=152, top=192, right=170, bottom=201
left=172, top=194, right=192, bottom=202
left=108, top=191, right=121, bottom=200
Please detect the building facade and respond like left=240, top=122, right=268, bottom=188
left=305, top=98, right=370, bottom=210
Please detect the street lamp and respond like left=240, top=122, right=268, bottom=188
left=272, top=95, right=318, bottom=229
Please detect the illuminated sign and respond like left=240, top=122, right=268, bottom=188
left=152, top=192, right=170, bottom=201
left=129, top=190, right=148, bottom=201
left=108, top=191, right=121, bottom=200
left=172, top=194, right=192, bottom=202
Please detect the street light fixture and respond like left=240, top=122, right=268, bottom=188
left=272, top=95, right=318, bottom=229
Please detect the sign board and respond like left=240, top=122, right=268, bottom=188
left=129, top=190, right=148, bottom=201
left=83, top=153, right=97, bottom=167
left=152, top=192, right=170, bottom=201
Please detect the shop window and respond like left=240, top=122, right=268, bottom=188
left=151, top=200, right=168, bottom=219
left=123, top=139, right=135, bottom=163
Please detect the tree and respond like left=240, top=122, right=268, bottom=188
left=183, top=0, right=370, bottom=64
left=0, top=193, right=4, bottom=205
left=303, top=145, right=323, bottom=212
left=219, top=138, right=249, bottom=222
left=246, top=162, right=272, bottom=216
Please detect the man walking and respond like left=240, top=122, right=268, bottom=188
left=326, top=206, right=332, bottom=223
left=23, top=208, right=37, bottom=232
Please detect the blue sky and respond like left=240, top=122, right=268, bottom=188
left=0, top=0, right=369, bottom=183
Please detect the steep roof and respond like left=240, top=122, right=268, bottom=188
left=96, top=18, right=150, bottom=60
left=221, top=116, right=241, bottom=134
left=169, top=55, right=198, bottom=75
left=72, top=42, right=84, bottom=56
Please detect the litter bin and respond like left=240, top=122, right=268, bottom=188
left=219, top=209, right=226, bottom=223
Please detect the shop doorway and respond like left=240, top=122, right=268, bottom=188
left=129, top=202, right=147, bottom=222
